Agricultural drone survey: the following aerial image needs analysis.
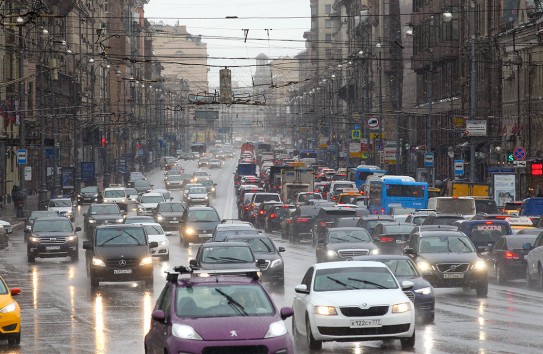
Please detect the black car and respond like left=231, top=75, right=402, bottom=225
left=189, top=241, right=257, bottom=271
left=421, top=213, right=465, bottom=226
left=199, top=179, right=217, bottom=198
left=179, top=206, right=222, bottom=247
left=312, top=207, right=358, bottom=246
left=27, top=217, right=80, bottom=262
left=282, top=205, right=321, bottom=243
left=83, top=224, right=157, bottom=287
left=255, top=201, right=283, bottom=229
left=356, top=215, right=395, bottom=234
left=211, top=222, right=259, bottom=242
left=24, top=210, right=61, bottom=239
left=78, top=186, right=99, bottom=204
left=83, top=203, right=125, bottom=236
left=153, top=201, right=188, bottom=231
left=315, top=227, right=379, bottom=262
left=133, top=179, right=153, bottom=194
left=404, top=230, right=489, bottom=297
left=370, top=222, right=416, bottom=255
left=486, top=235, right=537, bottom=284
left=352, top=255, right=436, bottom=323
left=225, top=235, right=286, bottom=283
left=264, top=204, right=295, bottom=233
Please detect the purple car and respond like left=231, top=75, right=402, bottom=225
left=144, top=267, right=295, bottom=353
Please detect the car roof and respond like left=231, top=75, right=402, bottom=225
left=351, top=255, right=411, bottom=261
left=313, top=261, right=389, bottom=270
left=418, top=230, right=467, bottom=237
left=201, top=241, right=252, bottom=248
left=361, top=215, right=395, bottom=220
left=34, top=217, right=71, bottom=222
left=216, top=223, right=254, bottom=229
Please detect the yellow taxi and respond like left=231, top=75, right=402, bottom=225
left=505, top=216, right=536, bottom=234
left=0, top=275, right=21, bottom=346
left=337, top=188, right=365, bottom=205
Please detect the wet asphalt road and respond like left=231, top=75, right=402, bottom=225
left=0, top=158, right=543, bottom=353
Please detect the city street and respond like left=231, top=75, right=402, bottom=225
left=0, top=158, right=542, bottom=353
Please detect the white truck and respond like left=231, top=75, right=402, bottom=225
left=280, top=169, right=315, bottom=203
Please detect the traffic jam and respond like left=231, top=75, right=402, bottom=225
left=2, top=140, right=543, bottom=353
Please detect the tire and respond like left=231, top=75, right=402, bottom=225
left=27, top=253, right=35, bottom=263
left=306, top=316, right=322, bottom=350
left=476, top=281, right=488, bottom=297
left=527, top=268, right=536, bottom=289
left=8, top=332, right=20, bottom=346
left=496, top=263, right=507, bottom=285
left=400, top=328, right=416, bottom=349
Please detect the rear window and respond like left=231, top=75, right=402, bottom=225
left=324, top=210, right=357, bottom=220
left=475, top=199, right=499, bottom=214
left=504, top=202, right=521, bottom=211
left=469, top=223, right=510, bottom=243
left=432, top=216, right=464, bottom=225
left=333, top=183, right=355, bottom=192
left=255, top=194, right=281, bottom=203
left=382, top=224, right=415, bottom=234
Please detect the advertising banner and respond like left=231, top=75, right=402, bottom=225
left=493, top=174, right=516, bottom=207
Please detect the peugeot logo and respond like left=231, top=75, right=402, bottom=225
left=119, top=260, right=127, bottom=266
left=230, top=330, right=237, bottom=337
left=445, top=264, right=461, bottom=272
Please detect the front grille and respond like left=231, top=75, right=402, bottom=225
left=258, top=260, right=270, bottom=270
left=418, top=303, right=434, bottom=311
left=436, top=263, right=470, bottom=273
left=338, top=249, right=369, bottom=258
left=339, top=306, right=389, bottom=317
left=203, top=345, right=267, bottom=354
left=105, top=258, right=139, bottom=267
left=39, top=237, right=67, bottom=244
left=404, top=291, right=415, bottom=302
left=318, top=323, right=410, bottom=336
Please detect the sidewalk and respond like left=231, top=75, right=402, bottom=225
left=1, top=194, right=39, bottom=229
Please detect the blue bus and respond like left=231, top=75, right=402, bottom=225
left=353, top=165, right=387, bottom=190
left=368, top=176, right=428, bottom=214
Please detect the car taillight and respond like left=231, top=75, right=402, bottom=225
left=297, top=218, right=310, bottom=222
left=381, top=208, right=385, bottom=214
left=259, top=210, right=265, bottom=215
left=244, top=206, right=249, bottom=210
left=270, top=213, right=277, bottom=219
left=319, top=221, right=327, bottom=227
left=380, top=236, right=395, bottom=243
left=332, top=196, right=337, bottom=201
left=505, top=251, right=520, bottom=259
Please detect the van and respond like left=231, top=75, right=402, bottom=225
left=427, top=197, right=476, bottom=218
left=103, top=187, right=128, bottom=212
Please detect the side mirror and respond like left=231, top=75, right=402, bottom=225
left=477, top=246, right=490, bottom=254
left=294, top=284, right=309, bottom=294
left=151, top=309, right=165, bottom=322
left=82, top=241, right=92, bottom=250
left=189, top=259, right=198, bottom=268
left=149, top=241, right=158, bottom=249
left=10, top=288, right=21, bottom=296
left=523, top=242, right=533, bottom=251
left=278, top=247, right=286, bottom=252
left=165, top=232, right=172, bottom=236
left=75, top=227, right=82, bottom=232
left=401, top=280, right=415, bottom=291
left=280, top=307, right=294, bottom=320
left=404, top=247, right=415, bottom=255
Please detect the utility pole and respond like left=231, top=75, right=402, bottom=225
left=469, top=0, right=477, bottom=182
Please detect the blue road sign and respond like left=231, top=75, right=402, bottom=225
left=17, top=149, right=27, bottom=164
left=454, top=160, right=465, bottom=176
left=424, top=152, right=434, bottom=167
left=513, top=147, right=526, bottom=160
left=353, top=124, right=361, bottom=130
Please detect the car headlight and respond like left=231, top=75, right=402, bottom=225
left=472, top=260, right=487, bottom=271
left=138, top=206, right=145, bottom=211
left=66, top=235, right=77, bottom=242
left=265, top=320, right=287, bottom=338
left=326, top=250, right=338, bottom=258
left=116, top=218, right=124, bottom=223
left=159, top=240, right=169, bottom=246
left=172, top=323, right=202, bottom=340
left=414, top=287, right=433, bottom=295
left=166, top=182, right=170, bottom=185
left=314, top=306, right=337, bottom=316
left=65, top=210, right=73, bottom=216
left=211, top=187, right=216, bottom=192
left=270, top=259, right=283, bottom=268
left=0, top=302, right=17, bottom=314
left=392, top=302, right=411, bottom=313
left=156, top=215, right=164, bottom=221
left=204, top=196, right=208, bottom=200
left=88, top=219, right=96, bottom=224
left=370, top=248, right=380, bottom=255
left=139, top=256, right=153, bottom=266
left=185, top=227, right=195, bottom=236
left=92, top=257, right=106, bottom=267
left=29, top=236, right=40, bottom=243
left=417, top=261, right=432, bottom=272
left=187, top=196, right=192, bottom=200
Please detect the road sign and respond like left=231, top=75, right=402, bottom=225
left=24, top=166, right=31, bottom=181
left=384, top=146, right=397, bottom=164
left=424, top=152, right=434, bottom=167
left=513, top=147, right=526, bottom=160
left=513, top=160, right=527, bottom=168
left=367, top=117, right=380, bottom=129
left=17, top=149, right=27, bottom=165
left=369, top=132, right=384, bottom=140
left=465, top=120, right=487, bottom=136
left=351, top=130, right=361, bottom=139
left=454, top=160, right=465, bottom=176
left=353, top=124, right=361, bottom=130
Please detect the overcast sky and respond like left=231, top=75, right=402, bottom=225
left=144, top=0, right=311, bottom=90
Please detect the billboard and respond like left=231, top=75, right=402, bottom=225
left=493, top=174, right=516, bottom=207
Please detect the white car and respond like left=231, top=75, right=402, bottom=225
left=102, top=187, right=128, bottom=212
left=292, top=261, right=416, bottom=350
left=139, top=223, right=170, bottom=260
left=525, top=232, right=543, bottom=287
left=137, top=193, right=166, bottom=216
left=183, top=183, right=203, bottom=199
left=47, top=198, right=75, bottom=221
left=186, top=186, right=210, bottom=206
left=0, top=220, right=13, bottom=234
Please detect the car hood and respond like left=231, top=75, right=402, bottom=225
left=184, top=317, right=277, bottom=340
left=148, top=234, right=167, bottom=243
left=326, top=242, right=378, bottom=251
left=33, top=231, right=75, bottom=237
left=88, top=214, right=122, bottom=221
left=309, top=288, right=409, bottom=307
left=94, top=245, right=149, bottom=259
left=418, top=252, right=480, bottom=264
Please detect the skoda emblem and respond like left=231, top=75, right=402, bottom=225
left=119, top=260, right=127, bottom=266
left=360, top=303, right=368, bottom=308
left=230, top=330, right=237, bottom=337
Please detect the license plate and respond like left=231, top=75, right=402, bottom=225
left=443, top=273, right=464, bottom=279
left=350, top=319, right=382, bottom=328
left=114, top=269, right=132, bottom=274
left=396, top=239, right=406, bottom=243
left=169, top=220, right=179, bottom=224
left=199, top=234, right=211, bottom=238
left=46, top=246, right=61, bottom=251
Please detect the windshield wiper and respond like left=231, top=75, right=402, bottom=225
left=214, top=288, right=248, bottom=316
left=330, top=236, right=350, bottom=242
left=347, top=277, right=389, bottom=289
left=456, top=237, right=473, bottom=253
left=99, top=231, right=143, bottom=246
left=326, top=276, right=358, bottom=289
left=219, top=256, right=249, bottom=263
left=345, top=234, right=370, bottom=242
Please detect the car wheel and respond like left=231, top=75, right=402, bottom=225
left=476, top=281, right=488, bottom=297
left=306, top=316, right=322, bottom=350
left=8, top=332, right=20, bottom=346
left=496, top=263, right=507, bottom=285
left=400, top=328, right=416, bottom=349
left=527, top=268, right=536, bottom=289
left=27, top=253, right=35, bottom=263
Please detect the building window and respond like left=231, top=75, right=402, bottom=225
left=325, top=19, right=332, bottom=28
left=325, top=48, right=332, bottom=59
left=325, top=34, right=332, bottom=43
left=325, top=4, right=332, bottom=14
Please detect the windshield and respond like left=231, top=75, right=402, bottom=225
left=419, top=235, right=476, bottom=253
left=104, top=190, right=125, bottom=198
left=89, top=205, right=120, bottom=215
left=314, top=266, right=398, bottom=291
left=379, top=259, right=419, bottom=277
left=33, top=219, right=72, bottom=232
left=134, top=180, right=151, bottom=187
left=176, top=284, right=274, bottom=318
left=125, top=188, right=138, bottom=195
left=475, top=200, right=499, bottom=214
left=328, top=229, right=371, bottom=243
left=81, top=187, right=98, bottom=193
left=96, top=228, right=146, bottom=246
left=435, top=199, right=475, bottom=215
left=158, top=203, right=186, bottom=212
left=193, top=171, right=209, bottom=176
left=142, top=224, right=165, bottom=236
left=230, top=237, right=275, bottom=253
left=167, top=175, right=182, bottom=181
left=254, top=194, right=281, bottom=203
left=141, top=196, right=164, bottom=203
left=49, top=200, right=71, bottom=207
left=215, top=229, right=258, bottom=241
left=333, top=183, right=356, bottom=192
left=188, top=210, right=220, bottom=222
left=29, top=211, right=59, bottom=221
left=201, top=246, right=254, bottom=263
left=189, top=187, right=208, bottom=194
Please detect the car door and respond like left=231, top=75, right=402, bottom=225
left=148, top=285, right=172, bottom=353
left=528, top=232, right=543, bottom=279
left=488, top=237, right=504, bottom=273
left=294, top=267, right=314, bottom=333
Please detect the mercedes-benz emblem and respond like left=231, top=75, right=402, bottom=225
left=202, top=230, right=207, bottom=234
left=119, top=260, right=127, bottom=266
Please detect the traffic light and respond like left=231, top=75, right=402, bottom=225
left=137, top=143, right=141, bottom=149
left=101, top=138, right=106, bottom=147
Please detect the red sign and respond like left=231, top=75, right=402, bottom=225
left=532, top=163, right=543, bottom=176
